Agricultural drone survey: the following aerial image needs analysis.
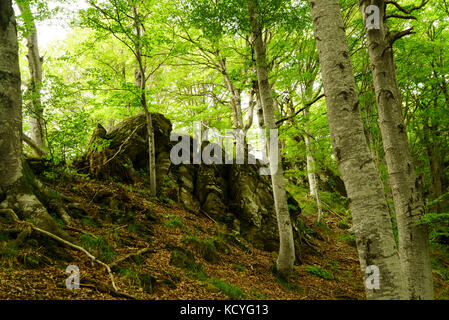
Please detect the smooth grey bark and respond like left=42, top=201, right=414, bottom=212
left=0, top=0, right=23, bottom=190
left=0, top=1, right=72, bottom=242
left=303, top=108, right=322, bottom=223
left=133, top=7, right=157, bottom=197
left=359, top=0, right=434, bottom=299
left=309, top=0, right=406, bottom=299
left=248, top=0, right=295, bottom=277
left=18, top=2, right=46, bottom=151
left=218, top=58, right=244, bottom=129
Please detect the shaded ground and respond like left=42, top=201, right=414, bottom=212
left=0, top=172, right=447, bottom=300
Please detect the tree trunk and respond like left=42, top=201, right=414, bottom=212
left=133, top=8, right=157, bottom=197
left=219, top=58, right=244, bottom=129
left=423, top=111, right=443, bottom=214
left=247, top=0, right=295, bottom=277
left=304, top=109, right=322, bottom=223
left=18, top=2, right=45, bottom=152
left=309, top=0, right=406, bottom=299
left=0, top=1, right=22, bottom=189
left=0, top=1, right=72, bottom=242
left=358, top=0, right=433, bottom=299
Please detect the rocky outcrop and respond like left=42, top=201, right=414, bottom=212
left=79, top=113, right=303, bottom=258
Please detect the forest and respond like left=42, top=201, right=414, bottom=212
left=0, top=0, right=448, bottom=302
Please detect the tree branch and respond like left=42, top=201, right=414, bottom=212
left=276, top=94, right=325, bottom=127
left=22, top=133, right=48, bottom=157
left=385, top=14, right=417, bottom=20
left=389, top=28, right=414, bottom=45
left=385, top=0, right=428, bottom=14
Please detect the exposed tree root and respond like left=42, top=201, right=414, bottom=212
left=81, top=277, right=137, bottom=299
left=63, top=225, right=99, bottom=239
left=109, top=247, right=154, bottom=270
left=0, top=208, right=121, bottom=294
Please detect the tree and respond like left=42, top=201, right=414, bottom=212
left=358, top=0, right=434, bottom=299
left=247, top=0, right=295, bottom=277
left=171, top=0, right=256, bottom=153
left=84, top=0, right=173, bottom=196
left=308, top=0, right=406, bottom=299
left=0, top=0, right=71, bottom=242
left=303, top=108, right=322, bottom=223
left=17, top=0, right=46, bottom=154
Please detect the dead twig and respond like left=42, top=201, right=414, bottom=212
left=0, top=208, right=120, bottom=294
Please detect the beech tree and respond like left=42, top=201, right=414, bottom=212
left=358, top=0, right=433, bottom=299
left=84, top=0, right=174, bottom=196
left=17, top=0, right=46, bottom=154
left=308, top=0, right=406, bottom=299
left=0, top=0, right=71, bottom=242
left=247, top=0, right=295, bottom=277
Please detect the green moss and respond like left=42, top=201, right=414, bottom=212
left=182, top=235, right=219, bottom=264
left=127, top=221, right=152, bottom=240
left=208, top=278, right=247, bottom=299
left=169, top=247, right=205, bottom=275
left=165, top=214, right=184, bottom=229
left=275, top=275, right=304, bottom=294
left=304, top=265, right=333, bottom=280
left=81, top=217, right=99, bottom=227
left=325, top=260, right=340, bottom=271
left=0, top=243, right=19, bottom=259
left=118, top=267, right=156, bottom=293
left=250, top=289, right=266, bottom=299
left=80, top=234, right=117, bottom=263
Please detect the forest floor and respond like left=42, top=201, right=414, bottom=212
left=0, top=171, right=448, bottom=300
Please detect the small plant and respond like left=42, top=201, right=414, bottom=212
left=118, top=267, right=156, bottom=293
left=0, top=243, right=19, bottom=259
left=208, top=278, right=247, bottom=299
left=165, top=215, right=184, bottom=229
left=81, top=217, right=99, bottom=227
left=43, top=170, right=59, bottom=180
left=251, top=290, right=266, bottom=299
left=337, top=232, right=357, bottom=248
left=275, top=275, right=304, bottom=294
left=80, top=234, right=117, bottom=263
left=304, top=265, right=333, bottom=280
left=232, top=264, right=246, bottom=272
left=337, top=220, right=350, bottom=229
left=325, top=260, right=340, bottom=271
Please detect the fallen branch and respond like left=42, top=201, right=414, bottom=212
left=0, top=208, right=119, bottom=293
left=199, top=209, right=217, bottom=224
left=91, top=123, right=145, bottom=170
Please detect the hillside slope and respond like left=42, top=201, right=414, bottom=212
left=1, top=171, right=448, bottom=300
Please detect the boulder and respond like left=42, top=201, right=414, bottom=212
left=80, top=113, right=303, bottom=258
